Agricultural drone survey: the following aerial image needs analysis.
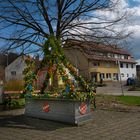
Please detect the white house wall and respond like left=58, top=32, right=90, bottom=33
left=119, top=63, right=136, bottom=81
left=5, top=56, right=26, bottom=81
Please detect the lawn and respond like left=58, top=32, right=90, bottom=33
left=116, top=96, right=140, bottom=106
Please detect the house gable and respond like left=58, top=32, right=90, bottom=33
left=5, top=56, right=26, bottom=81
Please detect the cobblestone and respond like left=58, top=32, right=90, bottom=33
left=0, top=109, right=140, bottom=140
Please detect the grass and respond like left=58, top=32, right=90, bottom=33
left=116, top=96, right=140, bottom=106
left=96, top=95, right=140, bottom=106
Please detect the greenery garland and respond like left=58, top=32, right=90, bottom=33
left=23, top=56, right=36, bottom=96
left=24, top=36, right=96, bottom=101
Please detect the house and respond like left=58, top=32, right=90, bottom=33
left=136, top=59, right=140, bottom=80
left=136, top=65, right=140, bottom=80
left=64, top=39, right=136, bottom=82
left=5, top=55, right=54, bottom=89
left=5, top=56, right=26, bottom=81
left=0, top=52, right=18, bottom=82
left=5, top=55, right=40, bottom=82
left=119, top=57, right=136, bottom=81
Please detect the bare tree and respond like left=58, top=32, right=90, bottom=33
left=0, top=0, right=132, bottom=53
left=0, top=0, right=133, bottom=94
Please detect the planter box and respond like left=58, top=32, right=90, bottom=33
left=25, top=98, right=92, bottom=125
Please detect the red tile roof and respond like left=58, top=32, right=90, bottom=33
left=64, top=39, right=130, bottom=55
left=64, top=39, right=136, bottom=63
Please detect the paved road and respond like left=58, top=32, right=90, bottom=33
left=0, top=109, right=140, bottom=140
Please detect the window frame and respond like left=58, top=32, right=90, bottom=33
left=11, top=71, right=16, bottom=76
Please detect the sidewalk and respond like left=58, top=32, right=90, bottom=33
left=0, top=109, right=140, bottom=140
left=96, top=81, right=140, bottom=96
left=97, top=91, right=140, bottom=96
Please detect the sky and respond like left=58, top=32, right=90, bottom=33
left=122, top=0, right=140, bottom=59
left=0, top=0, right=140, bottom=59
left=91, top=0, right=140, bottom=60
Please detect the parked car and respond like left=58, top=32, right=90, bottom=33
left=126, top=77, right=136, bottom=86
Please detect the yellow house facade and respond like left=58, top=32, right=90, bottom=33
left=89, top=61, right=119, bottom=82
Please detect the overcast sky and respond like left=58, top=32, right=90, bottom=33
left=124, top=0, right=140, bottom=59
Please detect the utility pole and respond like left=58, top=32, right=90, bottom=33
left=117, top=60, right=124, bottom=96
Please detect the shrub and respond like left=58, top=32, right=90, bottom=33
left=3, top=98, right=25, bottom=109
left=10, top=98, right=25, bottom=108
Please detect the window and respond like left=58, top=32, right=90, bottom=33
left=121, top=73, right=124, bottom=77
left=108, top=53, right=113, bottom=58
left=132, top=74, right=135, bottom=77
left=100, top=73, right=105, bottom=79
left=109, top=73, right=111, bottom=79
left=93, top=62, right=100, bottom=67
left=127, top=74, right=129, bottom=77
left=114, top=54, right=117, bottom=58
left=106, top=73, right=111, bottom=79
left=106, top=73, right=108, bottom=79
left=112, top=54, right=114, bottom=57
left=131, top=64, right=134, bottom=68
left=124, top=55, right=128, bottom=59
left=118, top=54, right=121, bottom=59
left=121, top=55, right=124, bottom=59
left=120, top=63, right=123, bottom=68
left=99, top=52, right=103, bottom=56
left=126, top=63, right=128, bottom=68
left=11, top=71, right=16, bottom=76
left=128, top=56, right=131, bottom=59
